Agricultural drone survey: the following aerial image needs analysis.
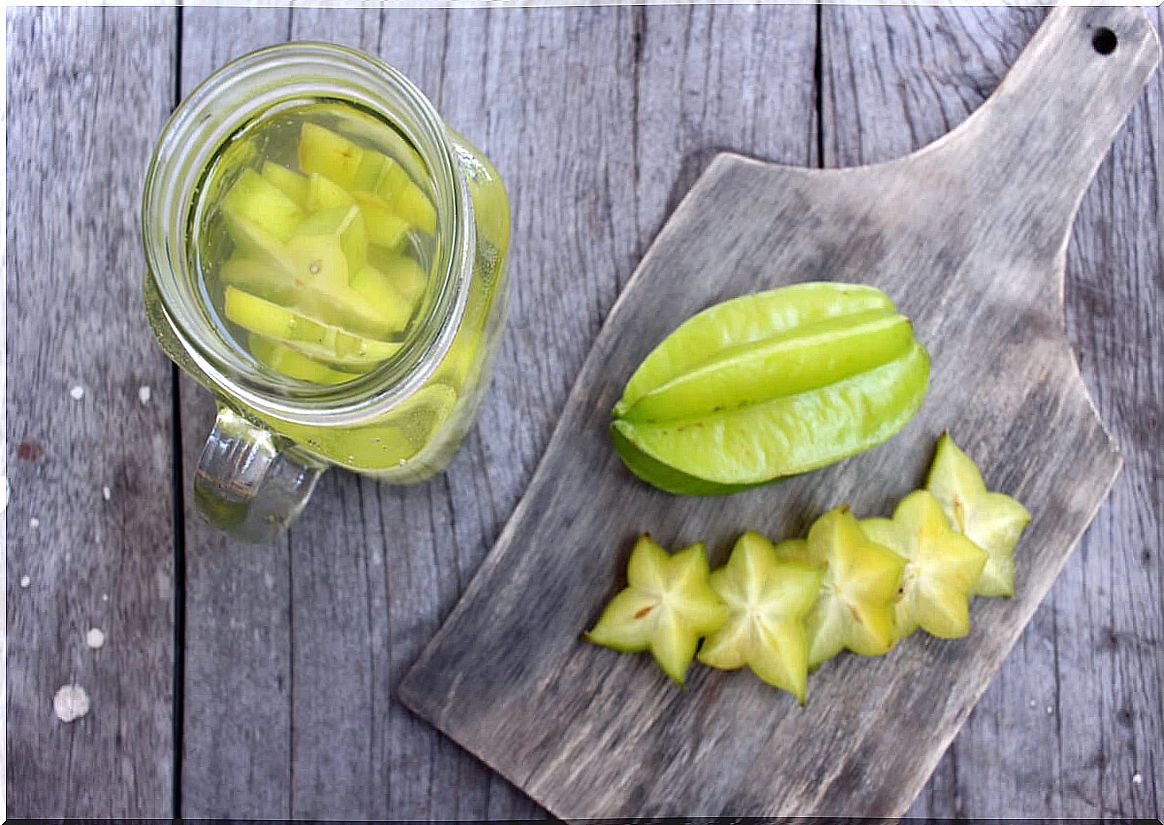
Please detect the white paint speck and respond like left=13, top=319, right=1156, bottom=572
left=1028, top=699, right=1037, bottom=708
left=53, top=684, right=90, bottom=722
left=263, top=571, right=275, bottom=590
left=102, top=486, right=111, bottom=501
left=1133, top=772, right=1143, bottom=785
left=70, top=385, right=85, bottom=401
left=101, top=593, right=109, bottom=602
left=1045, top=705, right=1054, bottom=715
left=29, top=517, right=40, bottom=529
left=20, top=575, right=31, bottom=588
left=86, top=628, right=106, bottom=649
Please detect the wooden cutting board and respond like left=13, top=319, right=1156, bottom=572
left=400, top=7, right=1159, bottom=819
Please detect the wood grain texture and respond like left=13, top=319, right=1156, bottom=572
left=5, top=7, right=178, bottom=816
left=819, top=7, right=1163, bottom=816
left=176, top=8, right=295, bottom=820
left=400, top=6, right=1158, bottom=819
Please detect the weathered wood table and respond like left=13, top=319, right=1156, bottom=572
left=7, top=6, right=1161, bottom=819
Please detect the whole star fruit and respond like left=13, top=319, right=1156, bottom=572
left=611, top=282, right=930, bottom=493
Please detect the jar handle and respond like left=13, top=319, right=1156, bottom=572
left=193, top=406, right=325, bottom=543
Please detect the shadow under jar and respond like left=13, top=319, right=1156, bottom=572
left=143, top=43, right=510, bottom=543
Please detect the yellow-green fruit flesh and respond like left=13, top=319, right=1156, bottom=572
left=697, top=531, right=823, bottom=703
left=298, top=122, right=364, bottom=190
left=220, top=168, right=304, bottom=243
left=306, top=172, right=355, bottom=211
left=248, top=335, right=363, bottom=385
left=261, top=161, right=309, bottom=208
left=353, top=192, right=410, bottom=248
left=860, top=490, right=987, bottom=640
left=926, top=433, right=1031, bottom=597
left=796, top=507, right=906, bottom=666
left=585, top=536, right=728, bottom=686
left=223, top=286, right=401, bottom=367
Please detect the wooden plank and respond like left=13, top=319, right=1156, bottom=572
left=271, top=8, right=544, bottom=819
left=5, top=7, right=178, bottom=816
left=177, top=5, right=815, bottom=818
left=175, top=8, right=295, bottom=820
left=399, top=6, right=1157, bottom=818
left=1038, top=4, right=1161, bottom=814
left=819, top=7, right=1162, bottom=817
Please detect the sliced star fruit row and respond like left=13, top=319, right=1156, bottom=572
left=214, top=121, right=436, bottom=380
left=585, top=432, right=1030, bottom=702
left=611, top=283, right=931, bottom=495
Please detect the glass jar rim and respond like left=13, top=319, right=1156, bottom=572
left=141, top=41, right=474, bottom=427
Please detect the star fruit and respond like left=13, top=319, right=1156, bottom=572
left=585, top=535, right=728, bottom=685
left=697, top=531, right=823, bottom=703
left=861, top=490, right=988, bottom=640
left=926, top=433, right=1031, bottom=597
left=778, top=507, right=907, bottom=667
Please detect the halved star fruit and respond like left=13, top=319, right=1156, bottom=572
left=783, top=506, right=906, bottom=666
left=926, top=432, right=1031, bottom=597
left=585, top=535, right=728, bottom=686
left=697, top=531, right=823, bottom=703
left=861, top=490, right=988, bottom=640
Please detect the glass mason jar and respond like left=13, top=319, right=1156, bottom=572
left=142, top=43, right=510, bottom=543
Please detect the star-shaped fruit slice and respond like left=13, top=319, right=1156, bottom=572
left=697, top=532, right=824, bottom=703
left=861, top=490, right=988, bottom=640
left=926, top=432, right=1031, bottom=597
left=779, top=507, right=906, bottom=666
left=585, top=535, right=728, bottom=685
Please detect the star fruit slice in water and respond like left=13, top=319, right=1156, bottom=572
left=697, top=531, right=823, bottom=703
left=222, top=286, right=401, bottom=368
left=861, top=490, right=988, bottom=640
left=777, top=507, right=906, bottom=667
left=926, top=433, right=1031, bottom=597
left=585, top=535, right=728, bottom=686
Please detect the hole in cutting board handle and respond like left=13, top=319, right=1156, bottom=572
left=1092, top=27, right=1118, bottom=56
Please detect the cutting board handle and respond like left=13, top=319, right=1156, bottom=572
left=930, top=6, right=1159, bottom=262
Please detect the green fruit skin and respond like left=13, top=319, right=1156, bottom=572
left=609, top=423, right=770, bottom=496
left=615, top=282, right=896, bottom=417
left=615, top=341, right=930, bottom=487
left=610, top=283, right=931, bottom=493
left=619, top=310, right=915, bottom=425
